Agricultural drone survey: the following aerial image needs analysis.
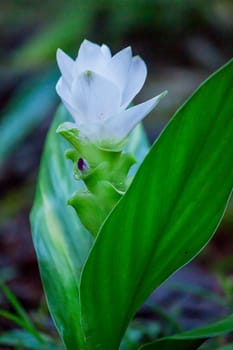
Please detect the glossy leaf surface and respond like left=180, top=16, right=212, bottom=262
left=80, top=59, right=233, bottom=350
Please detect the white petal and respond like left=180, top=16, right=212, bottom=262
left=57, top=120, right=98, bottom=140
left=101, top=44, right=112, bottom=58
left=75, top=39, right=109, bottom=76
left=71, top=71, right=121, bottom=123
left=107, top=46, right=132, bottom=93
left=56, top=77, right=72, bottom=105
left=107, top=92, right=167, bottom=140
left=121, top=56, right=147, bottom=108
left=62, top=101, right=83, bottom=126
left=56, top=48, right=74, bottom=86
left=56, top=77, right=84, bottom=125
left=79, top=122, right=103, bottom=140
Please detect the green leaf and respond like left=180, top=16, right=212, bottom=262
left=0, top=329, right=61, bottom=350
left=30, top=106, right=92, bottom=349
left=30, top=106, right=149, bottom=349
left=80, top=59, right=233, bottom=350
left=139, top=313, right=233, bottom=350
left=0, top=283, right=43, bottom=342
left=0, top=282, right=34, bottom=328
left=0, top=70, right=58, bottom=167
left=0, top=310, right=41, bottom=341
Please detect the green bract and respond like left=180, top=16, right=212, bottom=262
left=57, top=122, right=136, bottom=235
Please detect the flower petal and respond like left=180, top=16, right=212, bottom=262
left=121, top=55, right=147, bottom=108
left=56, top=77, right=84, bottom=125
left=107, top=91, right=167, bottom=140
left=101, top=44, right=112, bottom=58
left=75, top=39, right=110, bottom=76
left=56, top=77, right=72, bottom=105
left=71, top=71, right=121, bottom=123
left=107, top=46, right=132, bottom=93
left=57, top=120, right=99, bottom=141
left=56, top=49, right=74, bottom=86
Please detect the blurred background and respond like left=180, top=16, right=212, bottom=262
left=0, top=0, right=233, bottom=348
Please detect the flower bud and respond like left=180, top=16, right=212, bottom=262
left=77, top=158, right=89, bottom=172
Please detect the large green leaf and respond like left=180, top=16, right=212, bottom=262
left=139, top=313, right=233, bottom=350
left=80, top=59, right=233, bottom=350
left=30, top=107, right=149, bottom=349
left=30, top=107, right=92, bottom=349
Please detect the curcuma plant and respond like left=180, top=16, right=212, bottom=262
left=30, top=40, right=233, bottom=350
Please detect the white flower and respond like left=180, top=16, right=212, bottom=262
left=56, top=39, right=166, bottom=147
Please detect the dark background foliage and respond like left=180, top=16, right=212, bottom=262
left=0, top=0, right=233, bottom=348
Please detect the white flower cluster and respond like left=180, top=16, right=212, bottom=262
left=56, top=39, right=165, bottom=145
